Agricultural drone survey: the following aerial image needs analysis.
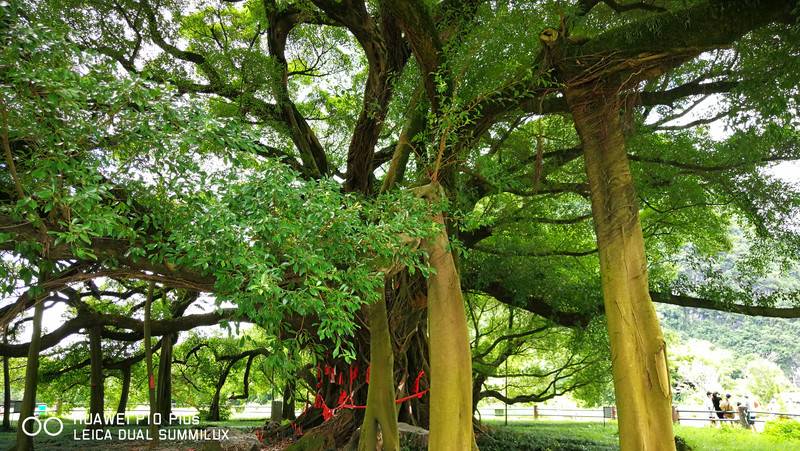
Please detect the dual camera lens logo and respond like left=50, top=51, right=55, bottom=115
left=21, top=416, right=64, bottom=436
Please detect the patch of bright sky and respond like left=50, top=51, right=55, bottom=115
left=653, top=93, right=800, bottom=186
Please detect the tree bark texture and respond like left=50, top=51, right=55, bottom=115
left=143, top=282, right=158, bottom=442
left=157, top=332, right=175, bottom=421
left=423, top=185, right=474, bottom=451
left=116, top=365, right=132, bottom=416
left=567, top=88, right=675, bottom=451
left=358, top=286, right=399, bottom=451
left=282, top=379, right=296, bottom=421
left=15, top=297, right=44, bottom=451
left=88, top=324, right=104, bottom=428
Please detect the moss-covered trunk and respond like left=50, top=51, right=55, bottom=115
left=358, top=285, right=399, bottom=451
left=421, top=184, right=474, bottom=451
left=15, top=297, right=44, bottom=451
left=567, top=89, right=675, bottom=451
left=88, top=324, right=104, bottom=428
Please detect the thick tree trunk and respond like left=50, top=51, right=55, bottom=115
left=395, top=325, right=429, bottom=429
left=116, top=366, right=131, bottom=417
left=208, top=361, right=234, bottom=422
left=208, top=392, right=221, bottom=421
left=88, top=325, right=104, bottom=428
left=208, top=385, right=223, bottom=421
left=157, top=333, right=175, bottom=422
left=471, top=374, right=487, bottom=414
left=567, top=88, right=675, bottom=451
left=15, top=297, right=44, bottom=451
left=422, top=184, right=474, bottom=451
left=143, top=282, right=158, bottom=442
left=277, top=350, right=369, bottom=448
left=386, top=272, right=430, bottom=430
left=282, top=379, right=296, bottom=421
left=273, top=284, right=429, bottom=449
left=288, top=409, right=356, bottom=451
left=3, top=325, right=11, bottom=431
left=358, top=287, right=399, bottom=451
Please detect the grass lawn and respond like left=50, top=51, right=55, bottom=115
left=199, top=418, right=264, bottom=428
left=484, top=419, right=619, bottom=446
left=0, top=417, right=798, bottom=449
left=673, top=424, right=800, bottom=451
left=481, top=419, right=800, bottom=450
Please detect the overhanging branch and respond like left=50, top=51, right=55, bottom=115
left=651, top=292, right=800, bottom=319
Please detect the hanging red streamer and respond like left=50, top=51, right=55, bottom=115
left=309, top=367, right=429, bottom=421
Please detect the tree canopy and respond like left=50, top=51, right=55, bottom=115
left=1, top=0, right=800, bottom=449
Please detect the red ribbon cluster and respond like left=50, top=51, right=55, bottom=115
left=296, top=364, right=429, bottom=427
left=314, top=365, right=428, bottom=421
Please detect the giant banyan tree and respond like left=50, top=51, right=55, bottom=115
left=2, top=0, right=800, bottom=450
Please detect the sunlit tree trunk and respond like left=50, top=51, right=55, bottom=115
left=88, top=325, right=104, bottom=428
left=15, top=297, right=44, bottom=451
left=421, top=184, right=474, bottom=451
left=567, top=88, right=675, bottom=451
left=380, top=89, right=425, bottom=193
left=358, top=284, right=399, bottom=451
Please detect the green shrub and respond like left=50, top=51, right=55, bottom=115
left=197, top=405, right=232, bottom=421
left=763, top=417, right=800, bottom=441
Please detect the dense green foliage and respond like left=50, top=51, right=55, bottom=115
left=1, top=0, right=800, bottom=448
left=763, top=417, right=800, bottom=441
left=0, top=17, right=439, bottom=360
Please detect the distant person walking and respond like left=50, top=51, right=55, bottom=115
left=744, top=395, right=758, bottom=431
left=705, top=391, right=717, bottom=426
left=720, top=394, right=734, bottom=422
left=712, top=392, right=723, bottom=420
